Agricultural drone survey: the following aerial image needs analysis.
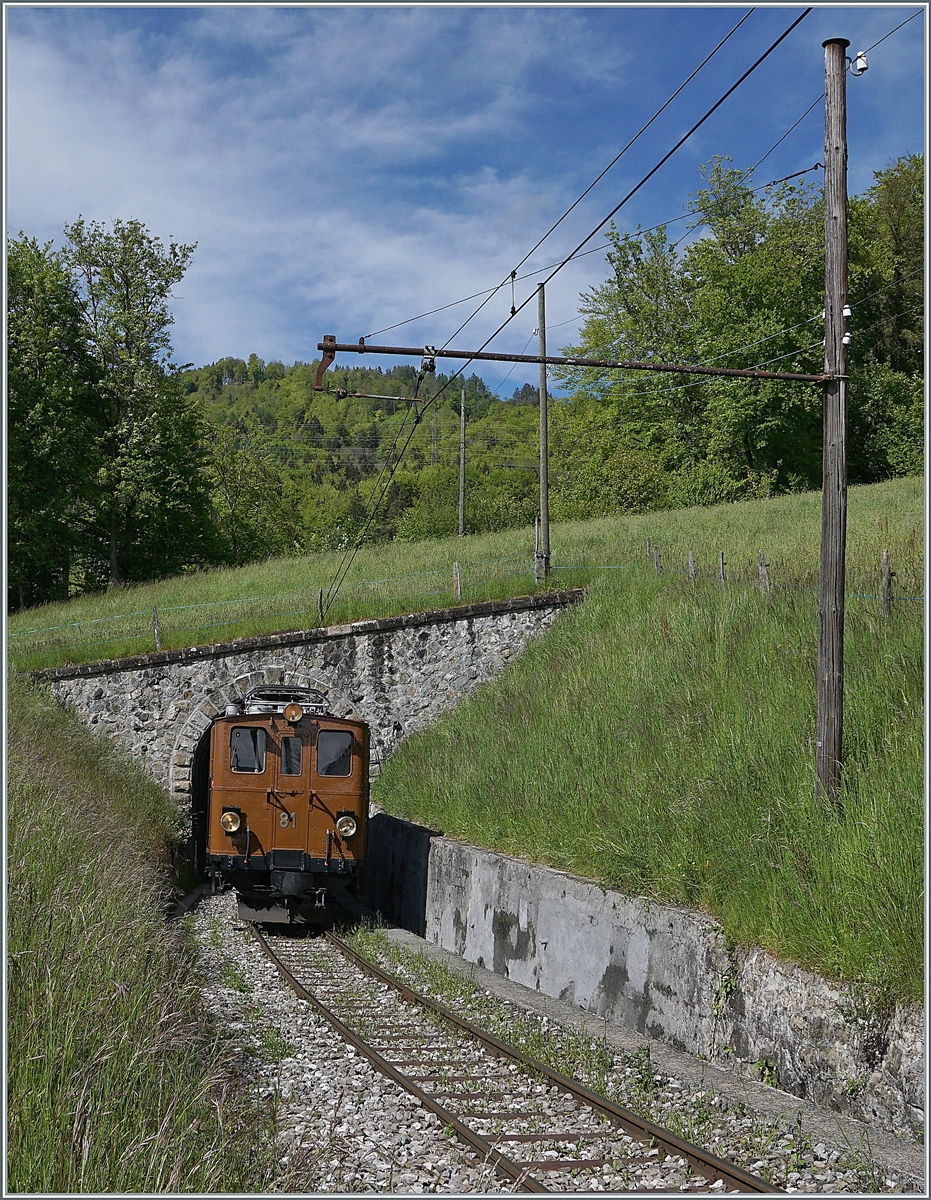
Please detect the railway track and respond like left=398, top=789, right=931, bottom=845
left=252, top=925, right=781, bottom=1194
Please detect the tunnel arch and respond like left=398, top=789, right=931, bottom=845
left=169, top=663, right=362, bottom=832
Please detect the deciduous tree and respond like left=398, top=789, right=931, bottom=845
left=7, top=236, right=99, bottom=608
left=62, top=217, right=212, bottom=583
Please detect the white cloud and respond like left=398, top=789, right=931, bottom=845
left=5, top=4, right=924, bottom=378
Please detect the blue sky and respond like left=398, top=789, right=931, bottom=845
left=5, top=3, right=926, bottom=395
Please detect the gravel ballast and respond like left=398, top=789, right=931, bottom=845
left=190, top=891, right=923, bottom=1194
left=192, top=891, right=508, bottom=1193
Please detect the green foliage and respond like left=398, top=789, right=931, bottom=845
left=183, top=361, right=542, bottom=556
left=62, top=217, right=213, bottom=586
left=8, top=156, right=922, bottom=607
left=374, top=567, right=923, bottom=1006
left=7, top=236, right=99, bottom=608
left=7, top=218, right=217, bottom=607
left=554, top=154, right=923, bottom=509
left=6, top=674, right=275, bottom=1192
left=549, top=402, right=668, bottom=518
left=849, top=154, right=924, bottom=375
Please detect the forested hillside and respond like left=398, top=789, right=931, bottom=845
left=8, top=156, right=922, bottom=611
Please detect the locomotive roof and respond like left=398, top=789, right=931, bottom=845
left=215, top=686, right=366, bottom=729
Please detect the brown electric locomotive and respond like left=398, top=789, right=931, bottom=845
left=205, top=687, right=368, bottom=923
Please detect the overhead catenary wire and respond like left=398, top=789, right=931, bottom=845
left=750, top=95, right=823, bottom=172
left=438, top=7, right=760, bottom=351
left=422, top=7, right=815, bottom=382
left=320, top=385, right=423, bottom=613
left=362, top=164, right=824, bottom=345
left=362, top=5, right=917, bottom=350
left=861, top=8, right=923, bottom=54
left=321, top=6, right=921, bottom=616
left=489, top=331, right=537, bottom=399
left=365, top=7, right=756, bottom=344
left=318, top=8, right=814, bottom=616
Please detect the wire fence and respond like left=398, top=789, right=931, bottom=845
left=11, top=544, right=922, bottom=671
left=10, top=555, right=533, bottom=665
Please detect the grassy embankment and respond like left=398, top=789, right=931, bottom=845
left=8, top=477, right=922, bottom=1013
left=373, top=480, right=923, bottom=1009
left=7, top=674, right=275, bottom=1193
left=7, top=476, right=922, bottom=672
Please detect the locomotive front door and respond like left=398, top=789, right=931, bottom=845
left=267, top=727, right=310, bottom=854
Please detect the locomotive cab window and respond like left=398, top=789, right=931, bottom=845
left=230, top=727, right=267, bottom=773
left=281, top=736, right=302, bottom=775
left=317, top=730, right=353, bottom=776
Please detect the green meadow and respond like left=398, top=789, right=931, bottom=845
left=8, top=477, right=922, bottom=672
left=9, top=476, right=923, bottom=1008
left=6, top=675, right=275, bottom=1192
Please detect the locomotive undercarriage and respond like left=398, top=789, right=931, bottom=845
left=206, top=853, right=357, bottom=924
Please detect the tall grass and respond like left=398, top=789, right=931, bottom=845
left=6, top=674, right=275, bottom=1193
left=373, top=569, right=923, bottom=1007
left=8, top=477, right=922, bottom=671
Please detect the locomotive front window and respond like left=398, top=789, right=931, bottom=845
left=230, top=727, right=266, bottom=773
left=281, top=737, right=302, bottom=775
left=317, top=730, right=353, bottom=776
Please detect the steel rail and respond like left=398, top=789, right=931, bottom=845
left=325, top=931, right=782, bottom=1195
left=250, top=925, right=547, bottom=1193
left=316, top=339, right=830, bottom=384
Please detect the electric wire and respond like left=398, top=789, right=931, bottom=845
left=320, top=390, right=422, bottom=613
left=323, top=5, right=921, bottom=612
left=362, top=164, right=823, bottom=345
left=362, top=5, right=915, bottom=348
left=543, top=266, right=922, bottom=355
left=750, top=8, right=924, bottom=174
left=602, top=302, right=924, bottom=404
left=437, top=7, right=759, bottom=351
left=488, top=331, right=537, bottom=400
left=365, top=7, right=756, bottom=343
left=750, top=95, right=823, bottom=172
left=319, top=8, right=813, bottom=614
left=861, top=9, right=923, bottom=54
left=434, top=8, right=814, bottom=371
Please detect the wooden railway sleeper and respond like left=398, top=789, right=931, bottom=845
left=252, top=926, right=549, bottom=1192
left=325, top=932, right=782, bottom=1194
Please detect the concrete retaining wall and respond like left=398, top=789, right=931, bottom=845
left=366, top=813, right=924, bottom=1137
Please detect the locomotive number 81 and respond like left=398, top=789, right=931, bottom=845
left=205, top=687, right=369, bottom=923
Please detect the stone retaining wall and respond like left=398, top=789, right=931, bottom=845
left=35, top=591, right=581, bottom=817
left=366, top=813, right=924, bottom=1138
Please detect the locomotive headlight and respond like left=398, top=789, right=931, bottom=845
left=335, top=815, right=357, bottom=839
left=220, top=810, right=241, bottom=834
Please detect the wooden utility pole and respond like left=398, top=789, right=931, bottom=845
left=535, top=283, right=551, bottom=581
left=458, top=387, right=466, bottom=537
left=817, top=37, right=850, bottom=809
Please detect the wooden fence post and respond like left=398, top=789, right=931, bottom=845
left=759, top=550, right=770, bottom=594
left=688, top=551, right=696, bottom=582
left=653, top=546, right=662, bottom=574
left=152, top=606, right=162, bottom=652
left=718, top=552, right=726, bottom=585
left=881, top=549, right=894, bottom=618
